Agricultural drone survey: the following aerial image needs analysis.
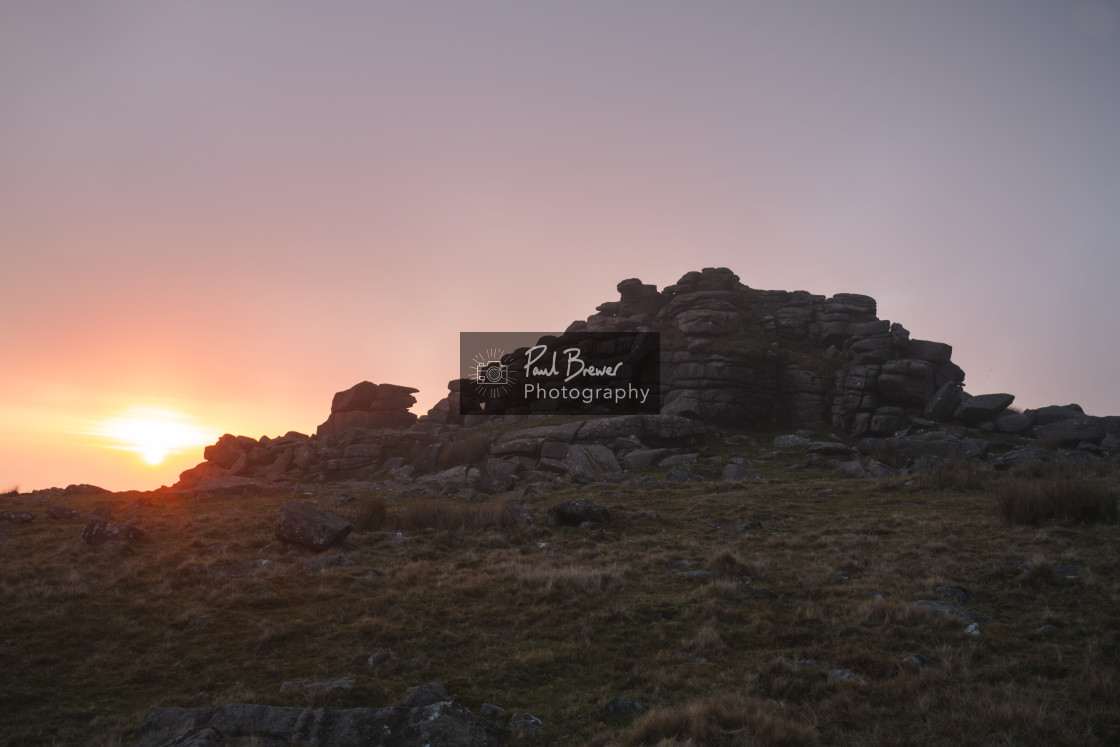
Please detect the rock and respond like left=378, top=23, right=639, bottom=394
left=563, top=444, right=621, bottom=482
left=604, top=697, right=644, bottom=717
left=545, top=499, right=610, bottom=528
left=45, top=505, right=79, bottom=520
left=0, top=510, right=35, bottom=523
left=906, top=654, right=936, bottom=668
left=61, top=483, right=111, bottom=496
left=622, top=448, right=672, bottom=471
left=1025, top=404, right=1085, bottom=425
left=368, top=651, right=393, bottom=667
left=279, top=678, right=353, bottom=693
left=836, top=460, right=869, bottom=478
left=913, top=600, right=991, bottom=626
left=658, top=453, right=698, bottom=467
left=132, top=700, right=509, bottom=747
left=907, top=340, right=952, bottom=363
left=925, top=383, right=965, bottom=422
left=808, top=441, right=852, bottom=455
left=81, top=518, right=145, bottom=545
left=828, top=669, right=866, bottom=685
left=721, top=463, right=756, bottom=481
left=665, top=467, right=702, bottom=482
left=866, top=460, right=897, bottom=478
left=274, top=501, right=352, bottom=552
left=956, top=393, right=1015, bottom=424
left=965, top=622, right=981, bottom=636
left=675, top=570, right=712, bottom=582
left=504, top=502, right=534, bottom=525
left=995, top=411, right=1032, bottom=434
left=774, top=434, right=810, bottom=448
left=301, top=554, right=357, bottom=571
left=480, top=703, right=506, bottom=718
left=400, top=681, right=450, bottom=708
left=508, top=713, right=543, bottom=736
left=1033, top=416, right=1110, bottom=446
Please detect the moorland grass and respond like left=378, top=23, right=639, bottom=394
left=1, top=456, right=1118, bottom=745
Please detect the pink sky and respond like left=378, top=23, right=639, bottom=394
left=2, top=1, right=1118, bottom=491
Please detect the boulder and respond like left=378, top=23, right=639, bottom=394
left=956, top=393, right=1015, bottom=424
left=925, top=383, right=965, bottom=422
left=994, top=411, right=1032, bottom=434
left=1033, top=416, right=1109, bottom=446
left=1025, top=404, right=1085, bottom=425
left=0, top=510, right=35, bottom=523
left=275, top=501, right=352, bottom=552
left=545, top=499, right=610, bottom=528
left=563, top=445, right=626, bottom=480
left=81, top=519, right=145, bottom=546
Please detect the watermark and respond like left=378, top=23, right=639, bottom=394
left=459, top=331, right=660, bottom=415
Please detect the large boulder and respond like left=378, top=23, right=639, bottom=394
left=956, top=393, right=1015, bottom=424
left=925, top=383, right=965, bottom=422
left=275, top=501, right=352, bottom=551
left=317, top=382, right=419, bottom=436
left=563, top=444, right=620, bottom=482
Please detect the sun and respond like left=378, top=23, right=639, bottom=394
left=96, top=408, right=215, bottom=466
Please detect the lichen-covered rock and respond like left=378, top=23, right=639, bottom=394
left=81, top=518, right=145, bottom=545
left=274, top=501, right=352, bottom=552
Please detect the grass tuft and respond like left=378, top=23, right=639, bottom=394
left=625, top=694, right=820, bottom=746
left=995, top=477, right=1117, bottom=525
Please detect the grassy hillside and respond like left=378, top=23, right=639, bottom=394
left=1, top=445, right=1118, bottom=745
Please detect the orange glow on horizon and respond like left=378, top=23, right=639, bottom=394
left=90, top=408, right=217, bottom=467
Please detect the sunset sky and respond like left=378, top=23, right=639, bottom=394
left=2, top=1, right=1118, bottom=492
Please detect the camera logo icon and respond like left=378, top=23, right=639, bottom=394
left=470, top=348, right=516, bottom=399
left=476, top=360, right=508, bottom=385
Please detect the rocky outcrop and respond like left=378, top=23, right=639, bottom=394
left=317, top=381, right=418, bottom=435
left=175, top=267, right=1120, bottom=490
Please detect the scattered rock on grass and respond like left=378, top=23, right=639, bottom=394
left=279, top=678, right=353, bottom=693
left=400, top=681, right=449, bottom=708
left=367, top=651, right=393, bottom=667
left=913, top=600, right=991, bottom=626
left=302, top=554, right=357, bottom=571
left=509, top=712, right=543, bottom=736
left=545, top=499, right=610, bottom=528
left=0, top=510, right=35, bottom=523
left=81, top=518, right=145, bottom=546
left=275, top=500, right=352, bottom=552
left=828, top=669, right=866, bottom=685
left=604, top=697, right=644, bottom=717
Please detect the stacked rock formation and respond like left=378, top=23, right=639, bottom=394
left=316, top=381, right=418, bottom=435
left=177, top=267, right=1120, bottom=491
left=426, top=267, right=987, bottom=436
left=177, top=381, right=427, bottom=489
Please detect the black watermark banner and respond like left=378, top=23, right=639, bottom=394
left=458, top=331, right=661, bottom=416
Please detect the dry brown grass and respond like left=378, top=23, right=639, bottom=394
left=625, top=694, right=820, bottom=746
left=917, top=456, right=988, bottom=491
left=396, top=499, right=522, bottom=532
left=2, top=457, right=1120, bottom=745
left=996, top=477, right=1118, bottom=525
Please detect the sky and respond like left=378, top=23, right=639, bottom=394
left=2, top=0, right=1118, bottom=492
